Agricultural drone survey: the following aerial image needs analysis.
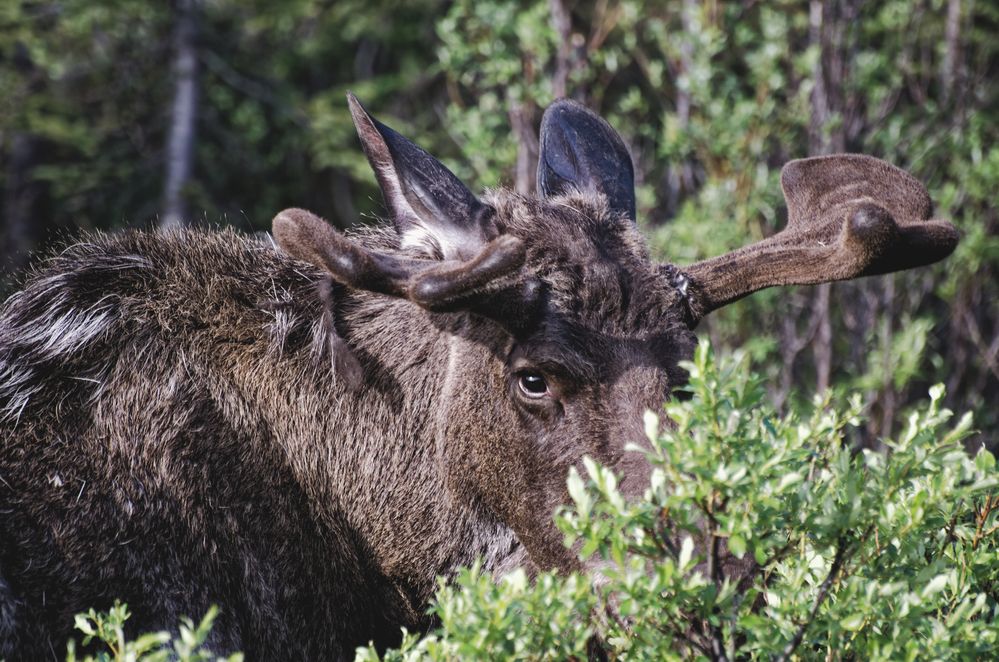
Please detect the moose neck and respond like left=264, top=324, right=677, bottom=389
left=227, top=284, right=521, bottom=611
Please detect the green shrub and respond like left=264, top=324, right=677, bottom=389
left=65, top=601, right=242, bottom=662
left=359, top=341, right=999, bottom=661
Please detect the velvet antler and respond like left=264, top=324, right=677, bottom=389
left=679, top=154, right=959, bottom=323
left=272, top=208, right=526, bottom=311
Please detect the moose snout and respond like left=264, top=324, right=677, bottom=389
left=609, top=414, right=660, bottom=502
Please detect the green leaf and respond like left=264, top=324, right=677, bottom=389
left=678, top=536, right=694, bottom=570
left=566, top=467, right=588, bottom=511
left=728, top=534, right=747, bottom=558
left=73, top=614, right=96, bottom=637
left=776, top=471, right=803, bottom=491
left=922, top=574, right=950, bottom=599
left=841, top=614, right=866, bottom=631
left=975, top=448, right=996, bottom=472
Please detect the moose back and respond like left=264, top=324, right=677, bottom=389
left=0, top=95, right=956, bottom=659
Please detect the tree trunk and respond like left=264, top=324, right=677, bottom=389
left=2, top=43, right=43, bottom=277
left=676, top=0, right=697, bottom=193
left=941, top=0, right=961, bottom=105
left=550, top=0, right=571, bottom=99
left=807, top=0, right=859, bottom=394
left=808, top=0, right=834, bottom=393
left=161, top=0, right=200, bottom=230
left=808, top=0, right=852, bottom=155
left=508, top=99, right=539, bottom=195
left=2, top=133, right=40, bottom=277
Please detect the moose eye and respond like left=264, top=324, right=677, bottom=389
left=517, top=372, right=549, bottom=398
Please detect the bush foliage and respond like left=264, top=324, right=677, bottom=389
left=357, top=341, right=998, bottom=660
left=64, top=602, right=241, bottom=662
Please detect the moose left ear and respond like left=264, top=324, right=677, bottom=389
left=347, top=93, right=497, bottom=260
left=537, top=99, right=637, bottom=221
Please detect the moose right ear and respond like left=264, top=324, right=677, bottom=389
left=347, top=93, right=497, bottom=261
left=537, top=99, right=637, bottom=221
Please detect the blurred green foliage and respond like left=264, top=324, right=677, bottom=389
left=1, top=0, right=996, bottom=439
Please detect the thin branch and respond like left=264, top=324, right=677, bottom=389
left=760, top=539, right=795, bottom=571
left=655, top=618, right=713, bottom=658
left=973, top=494, right=998, bottom=550
left=937, top=505, right=962, bottom=558
left=703, top=496, right=729, bottom=662
left=507, top=95, right=538, bottom=195
left=775, top=538, right=851, bottom=662
left=707, top=622, right=729, bottom=662
left=961, top=307, right=999, bottom=382
left=199, top=48, right=303, bottom=124
left=941, top=0, right=962, bottom=104
left=652, top=508, right=681, bottom=559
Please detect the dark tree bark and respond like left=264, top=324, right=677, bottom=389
left=161, top=0, right=200, bottom=230
left=807, top=0, right=860, bottom=394
left=808, top=0, right=836, bottom=394
left=676, top=0, right=697, bottom=194
left=550, top=0, right=572, bottom=99
left=808, top=0, right=857, bottom=155
left=511, top=0, right=588, bottom=195
left=941, top=0, right=962, bottom=105
left=2, top=43, right=43, bottom=278
left=508, top=99, right=539, bottom=195
left=550, top=0, right=587, bottom=100
left=2, top=133, right=40, bottom=277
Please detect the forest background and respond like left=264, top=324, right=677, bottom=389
left=1, top=0, right=996, bottom=446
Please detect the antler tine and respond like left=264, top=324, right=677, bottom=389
left=273, top=208, right=419, bottom=297
left=272, top=208, right=526, bottom=309
left=679, top=155, right=958, bottom=322
left=409, top=235, right=526, bottom=308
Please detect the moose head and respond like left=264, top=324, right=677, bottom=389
left=274, top=94, right=958, bottom=576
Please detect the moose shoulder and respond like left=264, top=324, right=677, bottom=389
left=0, top=96, right=957, bottom=660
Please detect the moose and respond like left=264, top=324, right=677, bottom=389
left=0, top=95, right=956, bottom=660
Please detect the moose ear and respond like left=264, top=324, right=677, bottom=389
left=347, top=93, right=497, bottom=260
left=537, top=99, right=636, bottom=221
